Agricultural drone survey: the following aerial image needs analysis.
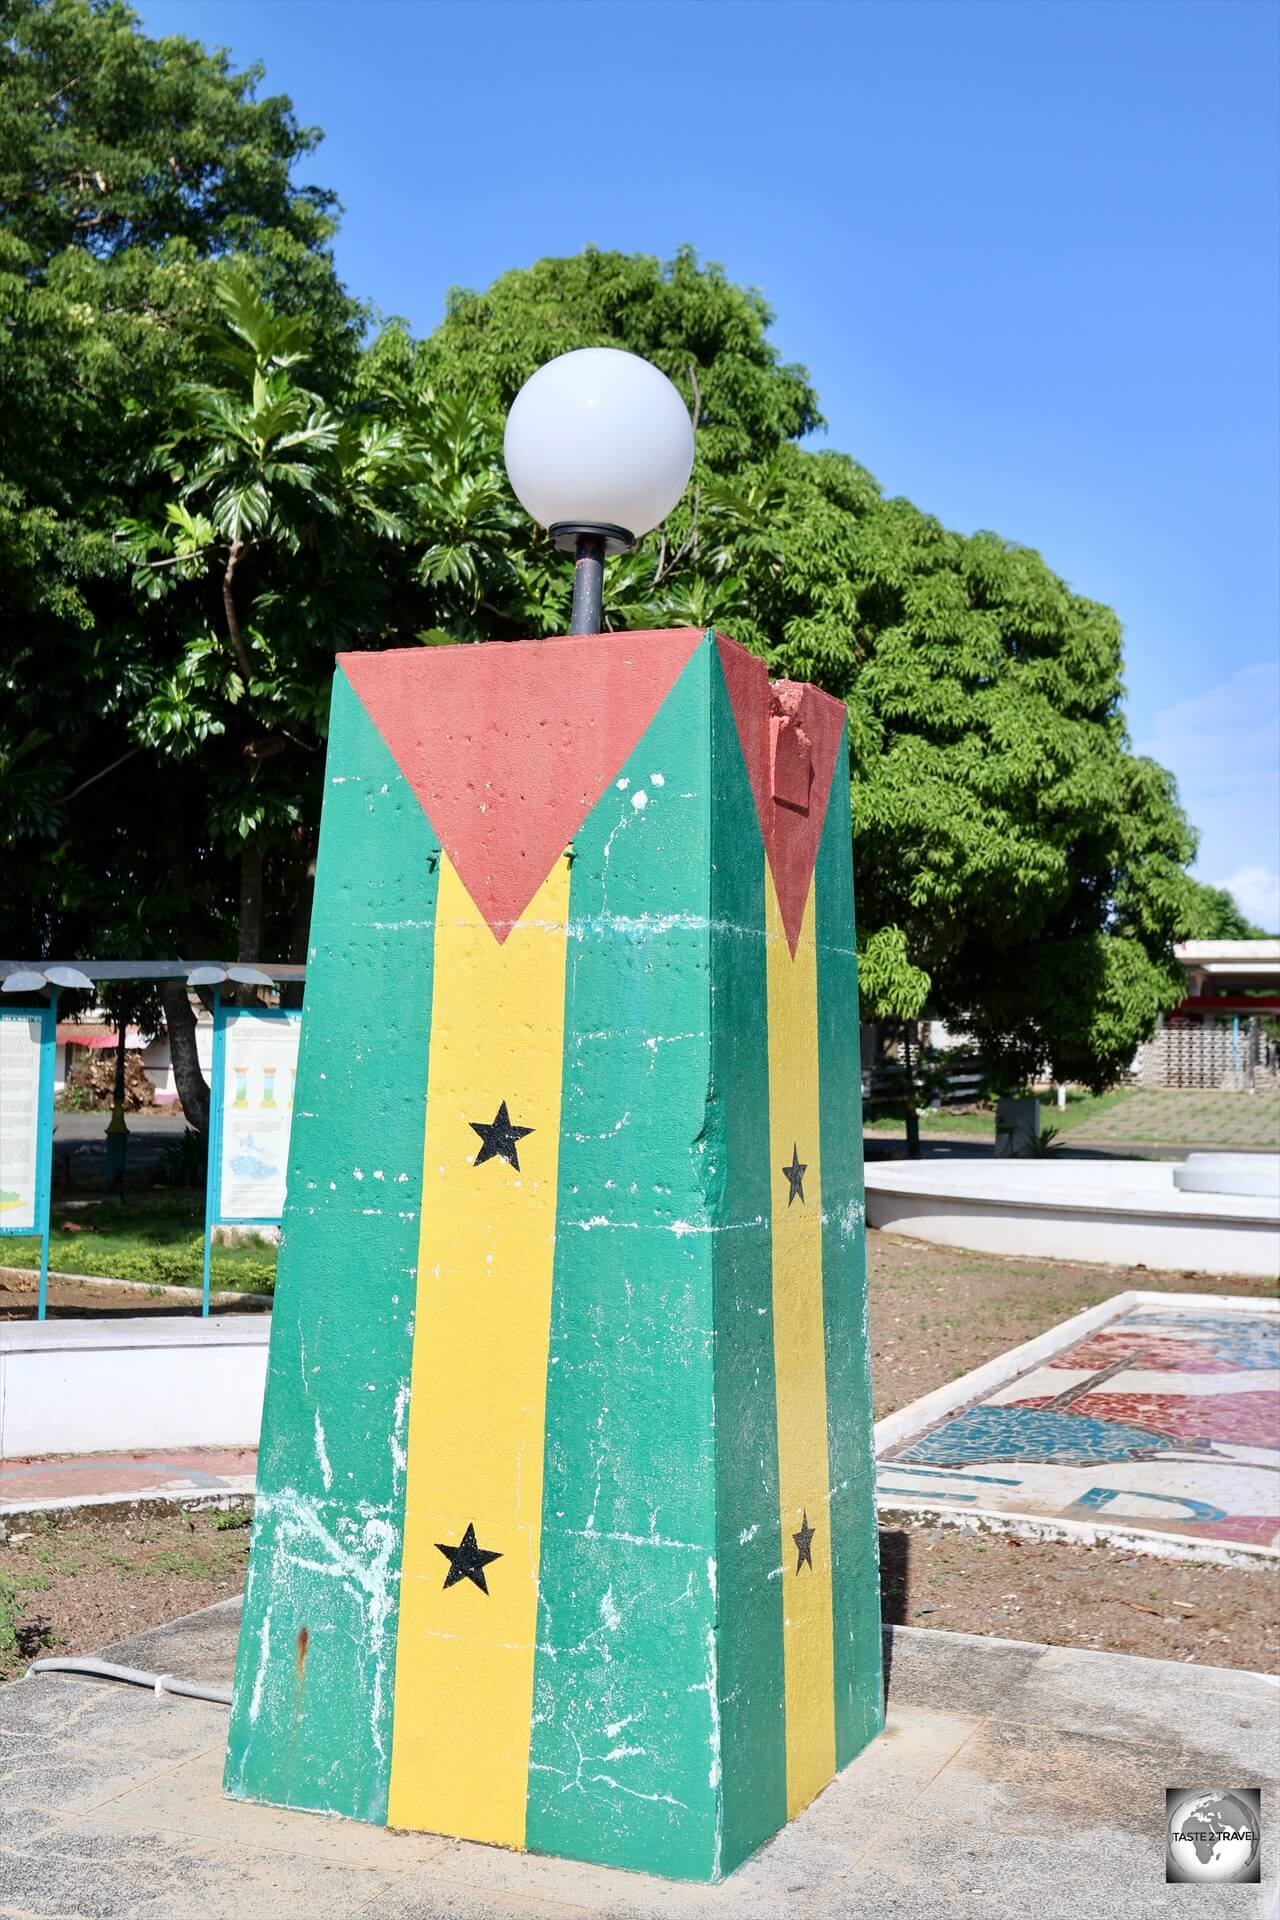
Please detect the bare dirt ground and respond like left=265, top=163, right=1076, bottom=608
left=865, top=1230, right=1276, bottom=1415
left=0, top=1506, right=251, bottom=1682
left=1, top=1232, right=1274, bottom=1678
left=0, top=1271, right=268, bottom=1317
left=879, top=1525, right=1278, bottom=1674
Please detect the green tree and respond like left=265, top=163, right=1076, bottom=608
left=418, top=245, right=821, bottom=472
left=1180, top=880, right=1265, bottom=941
left=117, top=271, right=525, bottom=967
left=0, top=0, right=1206, bottom=1110
left=0, top=0, right=361, bottom=949
left=418, top=247, right=1200, bottom=1089
left=0, top=0, right=368, bottom=1118
left=120, top=271, right=363, bottom=961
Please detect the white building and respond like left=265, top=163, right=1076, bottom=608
left=55, top=1007, right=215, bottom=1103
left=1133, top=940, right=1280, bottom=1090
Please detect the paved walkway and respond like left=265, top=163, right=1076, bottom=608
left=52, top=1109, right=189, bottom=1188
left=2, top=1597, right=1275, bottom=1917
left=1, top=1446, right=256, bottom=1515
left=1070, top=1089, right=1280, bottom=1152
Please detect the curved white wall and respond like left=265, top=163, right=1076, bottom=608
left=0, top=1317, right=268, bottom=1458
left=865, top=1159, right=1279, bottom=1279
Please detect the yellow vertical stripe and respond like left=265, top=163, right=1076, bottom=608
left=388, top=853, right=569, bottom=1846
left=765, top=874, right=837, bottom=1816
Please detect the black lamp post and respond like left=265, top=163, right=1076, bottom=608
left=549, top=523, right=633, bottom=636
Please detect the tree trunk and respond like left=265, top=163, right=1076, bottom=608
left=902, top=1018, right=921, bottom=1161
left=222, top=538, right=253, bottom=683
left=281, top=830, right=317, bottom=1010
left=237, top=843, right=265, bottom=1005
left=161, top=978, right=210, bottom=1134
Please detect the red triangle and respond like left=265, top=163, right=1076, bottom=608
left=340, top=629, right=705, bottom=941
left=716, top=634, right=847, bottom=957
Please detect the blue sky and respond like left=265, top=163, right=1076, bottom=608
left=141, top=0, right=1280, bottom=925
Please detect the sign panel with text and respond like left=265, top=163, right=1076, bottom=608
left=211, top=1007, right=301, bottom=1225
left=0, top=1011, right=53, bottom=1236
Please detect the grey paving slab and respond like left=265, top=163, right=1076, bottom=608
left=3, top=1606, right=1277, bottom=1920
left=97, top=1594, right=244, bottom=1690
left=0, top=1668, right=228, bottom=1824
left=853, top=1699, right=1279, bottom=1919
left=943, top=1718, right=1187, bottom=1836
left=353, top=1878, right=598, bottom=1920
left=853, top=1815, right=1276, bottom=1920
left=1010, top=1641, right=1280, bottom=1775
left=0, top=1816, right=409, bottom=1920
left=92, top=1742, right=452, bottom=1874
left=879, top=1621, right=1052, bottom=1716
left=0, top=1801, right=65, bottom=1852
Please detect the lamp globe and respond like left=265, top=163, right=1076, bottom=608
left=503, top=347, right=694, bottom=551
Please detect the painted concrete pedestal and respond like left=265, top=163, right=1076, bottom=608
left=225, top=626, right=882, bottom=1881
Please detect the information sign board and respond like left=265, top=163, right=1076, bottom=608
left=213, top=1007, right=301, bottom=1224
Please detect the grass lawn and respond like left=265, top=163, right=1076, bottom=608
left=865, top=1108, right=993, bottom=1136
left=864, top=1086, right=1135, bottom=1138
left=0, top=1197, right=275, bottom=1294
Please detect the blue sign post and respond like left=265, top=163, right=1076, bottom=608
left=0, top=999, right=59, bottom=1320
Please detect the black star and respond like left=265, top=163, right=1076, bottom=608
left=436, top=1522, right=502, bottom=1594
left=793, top=1511, right=816, bottom=1573
left=781, top=1144, right=807, bottom=1205
left=469, top=1100, right=533, bottom=1170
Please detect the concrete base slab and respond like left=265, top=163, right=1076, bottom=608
left=2, top=1596, right=1276, bottom=1917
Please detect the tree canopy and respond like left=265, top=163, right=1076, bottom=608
left=0, top=0, right=359, bottom=959
left=399, top=246, right=1201, bottom=1088
left=1, top=0, right=1208, bottom=1105
left=1180, top=880, right=1266, bottom=941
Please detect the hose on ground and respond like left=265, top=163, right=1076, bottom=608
left=25, top=1656, right=232, bottom=1706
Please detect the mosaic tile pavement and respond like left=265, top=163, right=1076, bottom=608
left=878, top=1298, right=1280, bottom=1551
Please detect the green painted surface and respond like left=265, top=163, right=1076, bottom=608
left=815, top=734, right=885, bottom=1766
left=225, top=668, right=438, bottom=1823
left=527, top=642, right=722, bottom=1881
left=707, top=648, right=788, bottom=1873
left=225, top=635, right=879, bottom=1874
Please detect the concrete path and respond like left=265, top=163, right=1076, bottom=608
left=0, top=1445, right=256, bottom=1515
left=52, top=1109, right=189, bottom=1188
left=2, top=1597, right=1275, bottom=1917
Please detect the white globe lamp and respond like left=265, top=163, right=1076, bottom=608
left=503, top=347, right=695, bottom=634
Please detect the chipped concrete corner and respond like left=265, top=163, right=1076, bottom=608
left=225, top=628, right=883, bottom=1881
